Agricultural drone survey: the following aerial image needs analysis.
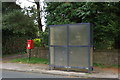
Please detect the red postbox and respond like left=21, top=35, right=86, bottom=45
left=27, top=40, right=34, bottom=49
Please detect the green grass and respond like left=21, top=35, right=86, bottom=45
left=10, top=58, right=120, bottom=68
left=93, top=63, right=120, bottom=68
left=11, top=57, right=48, bottom=64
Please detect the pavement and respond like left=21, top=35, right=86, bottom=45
left=2, top=69, right=69, bottom=78
left=0, top=62, right=119, bottom=79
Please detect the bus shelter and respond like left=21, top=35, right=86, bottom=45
left=48, top=23, right=93, bottom=72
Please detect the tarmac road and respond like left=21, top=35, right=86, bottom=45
left=2, top=70, right=118, bottom=80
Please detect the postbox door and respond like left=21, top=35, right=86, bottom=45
left=27, top=40, right=33, bottom=49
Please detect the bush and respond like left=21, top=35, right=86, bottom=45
left=33, top=38, right=42, bottom=47
left=33, top=31, right=48, bottom=48
left=39, top=31, right=48, bottom=48
left=2, top=36, right=30, bottom=55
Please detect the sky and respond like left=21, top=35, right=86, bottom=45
left=16, top=0, right=36, bottom=8
left=16, top=0, right=46, bottom=31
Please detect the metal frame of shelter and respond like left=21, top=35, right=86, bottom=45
left=48, top=23, right=93, bottom=72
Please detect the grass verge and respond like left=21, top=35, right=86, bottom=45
left=10, top=58, right=119, bottom=68
left=94, top=63, right=120, bottom=68
left=11, top=57, right=48, bottom=64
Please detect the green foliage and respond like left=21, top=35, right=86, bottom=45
left=2, top=2, right=21, bottom=14
left=94, top=63, right=120, bottom=68
left=39, top=31, right=48, bottom=48
left=2, top=10, right=38, bottom=36
left=2, top=2, right=39, bottom=38
left=2, top=2, right=39, bottom=55
left=33, top=31, right=48, bottom=48
left=45, top=2, right=120, bottom=49
left=33, top=38, right=42, bottom=47
left=2, top=36, right=30, bottom=55
left=11, top=57, right=48, bottom=64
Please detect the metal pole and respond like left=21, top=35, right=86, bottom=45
left=67, top=25, right=69, bottom=71
left=28, top=49, right=31, bottom=61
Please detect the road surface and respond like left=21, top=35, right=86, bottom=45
left=1, top=69, right=118, bottom=80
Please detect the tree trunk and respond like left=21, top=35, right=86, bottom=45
left=35, top=2, right=43, bottom=32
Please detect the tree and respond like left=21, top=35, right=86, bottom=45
left=2, top=2, right=38, bottom=37
left=25, top=0, right=43, bottom=31
left=34, top=0, right=43, bottom=31
left=45, top=2, right=120, bottom=49
left=2, top=2, right=38, bottom=55
left=3, top=10, right=38, bottom=37
left=2, top=2, right=21, bottom=14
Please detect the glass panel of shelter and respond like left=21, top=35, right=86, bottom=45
left=49, top=23, right=91, bottom=71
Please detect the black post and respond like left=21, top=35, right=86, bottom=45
left=28, top=49, right=31, bottom=61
